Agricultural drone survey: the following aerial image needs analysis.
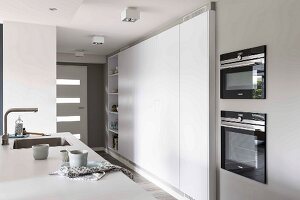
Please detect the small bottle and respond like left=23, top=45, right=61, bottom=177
left=15, top=116, right=24, bottom=136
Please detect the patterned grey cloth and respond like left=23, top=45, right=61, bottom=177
left=50, top=160, right=133, bottom=181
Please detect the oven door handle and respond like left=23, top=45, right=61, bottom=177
left=221, top=124, right=265, bottom=132
left=220, top=58, right=264, bottom=69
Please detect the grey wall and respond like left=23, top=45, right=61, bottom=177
left=0, top=24, right=2, bottom=134
left=87, top=64, right=106, bottom=147
left=216, top=0, right=300, bottom=200
left=57, top=62, right=106, bottom=148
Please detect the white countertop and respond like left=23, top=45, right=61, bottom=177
left=0, top=133, right=156, bottom=200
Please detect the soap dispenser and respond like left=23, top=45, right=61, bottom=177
left=15, top=116, right=24, bottom=136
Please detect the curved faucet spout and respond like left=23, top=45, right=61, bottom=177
left=2, top=108, right=38, bottom=145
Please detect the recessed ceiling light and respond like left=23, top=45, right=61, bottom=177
left=92, top=36, right=105, bottom=45
left=74, top=49, right=85, bottom=57
left=49, top=8, right=58, bottom=11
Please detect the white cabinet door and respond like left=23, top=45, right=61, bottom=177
left=180, top=12, right=210, bottom=200
left=119, top=26, right=180, bottom=188
left=118, top=47, right=136, bottom=161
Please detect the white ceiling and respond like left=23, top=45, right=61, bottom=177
left=0, top=0, right=210, bottom=56
left=0, top=0, right=84, bottom=24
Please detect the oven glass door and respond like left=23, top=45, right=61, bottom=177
left=220, top=63, right=265, bottom=99
left=221, top=126, right=266, bottom=183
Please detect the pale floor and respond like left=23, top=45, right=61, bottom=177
left=97, top=151, right=177, bottom=200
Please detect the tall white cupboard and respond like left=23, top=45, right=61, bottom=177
left=119, top=25, right=180, bottom=188
left=179, top=10, right=216, bottom=200
left=116, top=7, right=215, bottom=200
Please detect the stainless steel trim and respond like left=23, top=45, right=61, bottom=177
left=107, top=2, right=216, bottom=58
left=221, top=117, right=265, bottom=126
left=221, top=124, right=262, bottom=132
left=220, top=58, right=264, bottom=69
left=220, top=53, right=265, bottom=65
left=182, top=2, right=215, bottom=22
left=221, top=122, right=265, bottom=132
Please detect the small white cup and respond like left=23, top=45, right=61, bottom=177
left=60, top=150, right=69, bottom=163
left=32, top=144, right=49, bottom=160
left=68, top=150, right=88, bottom=167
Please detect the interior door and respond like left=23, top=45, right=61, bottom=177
left=56, top=65, right=88, bottom=144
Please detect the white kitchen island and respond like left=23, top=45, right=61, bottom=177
left=0, top=133, right=156, bottom=200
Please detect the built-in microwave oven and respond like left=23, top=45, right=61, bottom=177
left=221, top=110, right=267, bottom=183
left=220, top=45, right=266, bottom=99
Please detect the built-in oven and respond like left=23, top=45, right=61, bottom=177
left=220, top=45, right=266, bottom=99
left=221, top=111, right=267, bottom=183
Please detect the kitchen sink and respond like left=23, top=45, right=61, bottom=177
left=13, top=137, right=70, bottom=149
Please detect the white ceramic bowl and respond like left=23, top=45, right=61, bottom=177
left=32, top=144, right=49, bottom=160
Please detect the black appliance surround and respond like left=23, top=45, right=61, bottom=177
left=221, top=111, right=267, bottom=183
left=220, top=45, right=266, bottom=99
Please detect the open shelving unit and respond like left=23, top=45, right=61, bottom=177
left=107, top=54, right=119, bottom=152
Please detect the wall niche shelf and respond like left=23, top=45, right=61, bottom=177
left=107, top=54, right=119, bottom=151
left=108, top=129, right=118, bottom=134
left=108, top=73, right=118, bottom=77
left=108, top=146, right=118, bottom=153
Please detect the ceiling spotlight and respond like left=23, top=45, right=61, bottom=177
left=92, top=36, right=105, bottom=45
left=75, top=50, right=85, bottom=57
left=49, top=8, right=58, bottom=11
left=121, top=7, right=140, bottom=23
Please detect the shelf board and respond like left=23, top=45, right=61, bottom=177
left=108, top=73, right=118, bottom=77
left=108, top=92, right=118, bottom=95
left=109, top=111, right=118, bottom=115
left=108, top=146, right=118, bottom=153
left=108, top=129, right=118, bottom=134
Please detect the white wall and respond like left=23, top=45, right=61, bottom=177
left=216, top=0, right=300, bottom=199
left=57, top=53, right=106, bottom=64
left=3, top=21, right=56, bottom=134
